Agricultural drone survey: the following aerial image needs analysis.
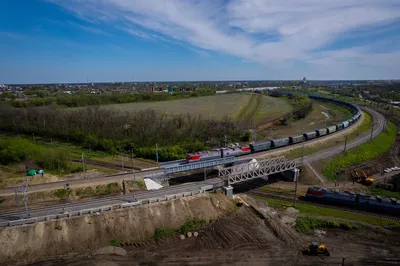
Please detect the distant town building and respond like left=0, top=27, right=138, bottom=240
left=302, top=77, right=307, bottom=84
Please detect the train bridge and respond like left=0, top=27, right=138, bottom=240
left=217, top=156, right=302, bottom=196
left=145, top=155, right=302, bottom=196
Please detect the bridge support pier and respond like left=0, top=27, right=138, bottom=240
left=282, top=168, right=300, bottom=182
left=223, top=186, right=233, bottom=198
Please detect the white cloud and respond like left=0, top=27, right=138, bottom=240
left=121, top=27, right=152, bottom=39
left=68, top=21, right=113, bottom=36
left=49, top=0, right=400, bottom=77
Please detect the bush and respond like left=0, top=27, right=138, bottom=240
left=135, top=145, right=186, bottom=162
left=240, top=132, right=252, bottom=142
left=109, top=239, right=121, bottom=247
left=76, top=186, right=95, bottom=197
left=154, top=228, right=176, bottom=241
left=54, top=188, right=71, bottom=199
left=178, top=219, right=207, bottom=235
left=106, top=182, right=120, bottom=194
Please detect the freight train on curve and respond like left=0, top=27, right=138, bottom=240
left=305, top=186, right=400, bottom=215
left=185, top=94, right=362, bottom=163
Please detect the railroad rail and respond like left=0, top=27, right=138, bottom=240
left=0, top=187, right=215, bottom=228
left=247, top=190, right=400, bottom=222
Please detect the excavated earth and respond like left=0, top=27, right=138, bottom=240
left=28, top=195, right=400, bottom=266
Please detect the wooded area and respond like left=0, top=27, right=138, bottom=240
left=8, top=88, right=216, bottom=108
left=0, top=104, right=248, bottom=162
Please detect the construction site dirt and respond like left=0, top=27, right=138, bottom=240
left=33, top=196, right=400, bottom=266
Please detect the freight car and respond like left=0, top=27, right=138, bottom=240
left=289, top=135, right=304, bottom=145
left=316, top=128, right=328, bottom=137
left=303, top=131, right=317, bottom=141
left=305, top=186, right=400, bottom=216
left=271, top=137, right=290, bottom=148
left=185, top=94, right=361, bottom=163
left=327, top=125, right=337, bottom=134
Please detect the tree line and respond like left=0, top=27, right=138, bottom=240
left=0, top=104, right=249, bottom=162
left=9, top=88, right=216, bottom=108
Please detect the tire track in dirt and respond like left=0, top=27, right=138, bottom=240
left=236, top=94, right=262, bottom=128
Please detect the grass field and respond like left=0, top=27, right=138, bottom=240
left=259, top=100, right=353, bottom=139
left=322, top=122, right=397, bottom=181
left=103, top=93, right=291, bottom=122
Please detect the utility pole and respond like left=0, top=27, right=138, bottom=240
left=23, top=189, right=29, bottom=218
left=22, top=181, right=29, bottom=218
left=64, top=183, right=70, bottom=203
left=81, top=153, right=86, bottom=178
left=156, top=143, right=159, bottom=164
left=343, top=135, right=348, bottom=153
left=14, top=188, right=22, bottom=219
left=131, top=149, right=136, bottom=190
left=293, top=139, right=305, bottom=207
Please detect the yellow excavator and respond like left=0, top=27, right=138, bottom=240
left=353, top=170, right=374, bottom=186
left=302, top=242, right=330, bottom=256
left=236, top=199, right=244, bottom=207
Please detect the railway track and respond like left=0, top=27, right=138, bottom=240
left=0, top=180, right=218, bottom=222
left=246, top=189, right=400, bottom=223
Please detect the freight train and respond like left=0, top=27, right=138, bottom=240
left=305, top=186, right=400, bottom=215
left=185, top=93, right=361, bottom=163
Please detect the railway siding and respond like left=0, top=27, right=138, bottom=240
left=248, top=190, right=400, bottom=226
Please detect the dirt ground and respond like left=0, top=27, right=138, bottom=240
left=30, top=195, right=400, bottom=266
left=0, top=170, right=105, bottom=189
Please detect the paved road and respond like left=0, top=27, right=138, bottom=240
left=0, top=107, right=386, bottom=223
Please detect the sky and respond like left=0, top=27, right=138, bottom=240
left=1, top=0, right=400, bottom=84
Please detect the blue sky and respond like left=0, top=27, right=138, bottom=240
left=1, top=0, right=400, bottom=84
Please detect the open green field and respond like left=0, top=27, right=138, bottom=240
left=102, top=93, right=291, bottom=122
left=323, top=122, right=397, bottom=181
left=259, top=100, right=353, bottom=139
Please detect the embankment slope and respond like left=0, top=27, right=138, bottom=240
left=0, top=193, right=234, bottom=265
